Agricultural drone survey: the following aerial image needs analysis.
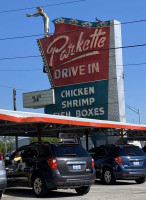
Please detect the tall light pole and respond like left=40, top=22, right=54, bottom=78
left=137, top=109, right=141, bottom=124
left=126, top=104, right=141, bottom=124
left=126, top=104, right=144, bottom=148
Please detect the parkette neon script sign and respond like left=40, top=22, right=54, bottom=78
left=38, top=18, right=110, bottom=87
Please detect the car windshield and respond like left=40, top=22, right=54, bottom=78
left=51, top=144, right=90, bottom=157
left=119, top=146, right=145, bottom=156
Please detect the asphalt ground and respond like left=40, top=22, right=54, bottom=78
left=2, top=180, right=146, bottom=200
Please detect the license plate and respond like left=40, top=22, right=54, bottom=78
left=133, top=162, right=139, bottom=166
left=73, top=165, right=81, bottom=170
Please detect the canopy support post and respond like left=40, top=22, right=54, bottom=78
left=85, top=129, right=89, bottom=151
left=121, top=129, right=124, bottom=145
left=37, top=123, right=41, bottom=142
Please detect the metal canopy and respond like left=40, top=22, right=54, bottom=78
left=0, top=109, right=146, bottom=140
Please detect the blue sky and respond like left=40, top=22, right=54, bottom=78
left=0, top=0, right=146, bottom=124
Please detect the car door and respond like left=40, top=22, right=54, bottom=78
left=89, top=147, right=107, bottom=178
left=6, top=146, right=38, bottom=187
left=22, top=147, right=38, bottom=174
left=6, top=148, right=29, bottom=186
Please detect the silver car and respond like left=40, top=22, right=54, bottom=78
left=0, top=154, right=7, bottom=199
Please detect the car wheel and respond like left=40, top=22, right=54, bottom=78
left=102, top=168, right=115, bottom=184
left=75, top=186, right=90, bottom=195
left=32, top=174, right=48, bottom=197
left=135, top=177, right=146, bottom=184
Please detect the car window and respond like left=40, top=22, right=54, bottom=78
left=38, top=145, right=52, bottom=158
left=89, top=148, right=107, bottom=158
left=109, top=147, right=119, bottom=157
left=11, top=149, right=25, bottom=159
left=10, top=149, right=26, bottom=165
left=89, top=149, right=97, bottom=158
left=120, top=146, right=145, bottom=156
left=96, top=148, right=107, bottom=157
left=24, top=147, right=38, bottom=159
left=52, top=144, right=90, bottom=157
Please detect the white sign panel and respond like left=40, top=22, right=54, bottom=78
left=23, top=89, right=55, bottom=108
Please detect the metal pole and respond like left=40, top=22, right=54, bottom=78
left=138, top=109, right=141, bottom=124
left=121, top=129, right=124, bottom=145
left=126, top=104, right=142, bottom=124
left=13, top=89, right=18, bottom=149
left=13, top=89, right=17, bottom=111
left=85, top=130, right=89, bottom=151
left=37, top=123, right=41, bottom=142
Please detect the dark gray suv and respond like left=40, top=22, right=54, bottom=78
left=0, top=154, right=7, bottom=199
left=6, top=142, right=95, bottom=197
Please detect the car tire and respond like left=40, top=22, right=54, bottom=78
left=135, top=177, right=146, bottom=184
left=32, top=174, right=48, bottom=197
left=75, top=186, right=90, bottom=195
left=102, top=168, right=116, bottom=184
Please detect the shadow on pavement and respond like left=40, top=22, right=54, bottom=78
left=94, top=179, right=136, bottom=186
left=4, top=188, right=78, bottom=199
left=4, top=181, right=137, bottom=198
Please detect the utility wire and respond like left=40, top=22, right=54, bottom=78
left=126, top=104, right=139, bottom=114
left=121, top=19, right=146, bottom=25
left=0, top=34, right=43, bottom=41
left=1, top=19, right=146, bottom=41
left=0, top=0, right=86, bottom=14
left=0, top=62, right=146, bottom=72
left=0, top=42, right=146, bottom=61
left=0, top=76, right=123, bottom=91
left=0, top=55, right=40, bottom=61
left=0, top=69, right=42, bottom=72
left=0, top=84, right=28, bottom=91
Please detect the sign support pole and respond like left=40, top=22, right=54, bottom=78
left=13, top=89, right=18, bottom=149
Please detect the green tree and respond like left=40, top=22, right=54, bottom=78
left=0, top=140, right=5, bottom=153
left=29, top=137, right=60, bottom=143
left=0, top=136, right=15, bottom=153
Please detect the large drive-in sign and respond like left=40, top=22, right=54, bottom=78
left=25, top=17, right=126, bottom=122
left=37, top=18, right=110, bottom=87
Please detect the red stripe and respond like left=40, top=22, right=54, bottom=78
left=0, top=113, right=146, bottom=131
left=0, top=114, right=25, bottom=123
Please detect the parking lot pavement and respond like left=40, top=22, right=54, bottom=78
left=2, top=180, right=146, bottom=200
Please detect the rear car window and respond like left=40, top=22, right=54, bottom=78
left=89, top=148, right=107, bottom=158
left=51, top=144, right=90, bottom=157
left=119, top=146, right=145, bottom=156
left=38, top=145, right=52, bottom=157
left=109, top=147, right=119, bottom=157
left=25, top=148, right=38, bottom=158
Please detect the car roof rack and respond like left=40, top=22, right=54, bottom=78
left=30, top=141, right=51, bottom=145
left=56, top=141, right=76, bottom=144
